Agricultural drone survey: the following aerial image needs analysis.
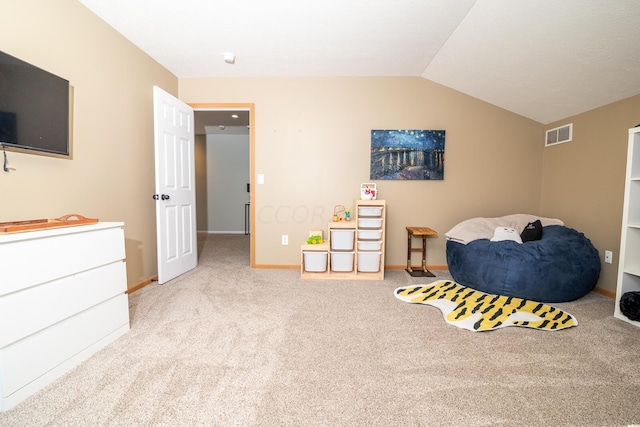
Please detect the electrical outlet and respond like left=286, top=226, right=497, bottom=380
left=605, top=250, right=613, bottom=264
left=281, top=235, right=288, bottom=245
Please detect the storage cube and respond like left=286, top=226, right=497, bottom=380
left=357, top=251, right=382, bottom=272
left=330, top=229, right=355, bottom=251
left=358, top=218, right=383, bottom=228
left=357, top=206, right=383, bottom=217
left=330, top=251, right=354, bottom=272
left=358, top=229, right=383, bottom=240
left=357, top=240, right=382, bottom=251
left=303, top=251, right=328, bottom=272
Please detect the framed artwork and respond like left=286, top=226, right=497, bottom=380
left=370, top=129, right=445, bottom=180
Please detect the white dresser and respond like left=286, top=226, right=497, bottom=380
left=0, top=222, right=130, bottom=412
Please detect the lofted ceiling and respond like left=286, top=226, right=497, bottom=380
left=78, top=0, right=640, bottom=124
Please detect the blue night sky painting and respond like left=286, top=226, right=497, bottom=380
left=370, top=129, right=445, bottom=180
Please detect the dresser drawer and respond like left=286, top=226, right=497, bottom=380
left=0, top=261, right=126, bottom=348
left=0, top=293, right=129, bottom=398
left=0, top=225, right=125, bottom=296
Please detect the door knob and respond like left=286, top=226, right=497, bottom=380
left=152, top=194, right=159, bottom=200
left=161, top=194, right=170, bottom=200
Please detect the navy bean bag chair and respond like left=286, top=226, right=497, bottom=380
left=446, top=221, right=600, bottom=303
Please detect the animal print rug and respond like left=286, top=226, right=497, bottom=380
left=395, top=280, right=577, bottom=332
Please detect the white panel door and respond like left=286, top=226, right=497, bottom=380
left=153, top=86, right=197, bottom=284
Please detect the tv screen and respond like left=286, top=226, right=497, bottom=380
left=0, top=50, right=70, bottom=157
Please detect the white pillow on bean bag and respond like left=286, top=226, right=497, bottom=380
left=490, top=226, right=523, bottom=243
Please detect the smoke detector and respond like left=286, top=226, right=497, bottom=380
left=222, top=52, right=235, bottom=64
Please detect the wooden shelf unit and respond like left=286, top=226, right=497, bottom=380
left=615, top=127, right=640, bottom=327
left=301, top=199, right=386, bottom=280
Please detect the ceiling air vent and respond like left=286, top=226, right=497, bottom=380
left=545, top=123, right=573, bottom=147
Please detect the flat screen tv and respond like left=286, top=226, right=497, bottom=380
left=0, top=50, right=71, bottom=157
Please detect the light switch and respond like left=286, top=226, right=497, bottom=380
left=257, top=174, right=265, bottom=185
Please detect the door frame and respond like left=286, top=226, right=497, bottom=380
left=190, top=103, right=255, bottom=267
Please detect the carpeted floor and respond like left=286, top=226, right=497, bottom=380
left=2, top=234, right=640, bottom=426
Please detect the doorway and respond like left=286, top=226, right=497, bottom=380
left=191, top=103, right=255, bottom=266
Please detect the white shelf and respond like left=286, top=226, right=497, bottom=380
left=301, top=200, right=386, bottom=280
left=623, top=268, right=640, bottom=277
left=615, top=127, right=640, bottom=327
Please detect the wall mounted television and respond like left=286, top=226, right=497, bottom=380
left=0, top=50, right=71, bottom=157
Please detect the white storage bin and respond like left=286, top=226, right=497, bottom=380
left=330, top=251, right=354, bottom=272
left=303, top=251, right=328, bottom=272
left=358, top=206, right=383, bottom=217
left=357, top=251, right=382, bottom=272
left=358, top=218, right=383, bottom=229
left=358, top=229, right=383, bottom=240
left=330, top=229, right=355, bottom=251
left=357, top=240, right=383, bottom=251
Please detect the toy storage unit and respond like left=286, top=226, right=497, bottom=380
left=301, top=200, right=386, bottom=280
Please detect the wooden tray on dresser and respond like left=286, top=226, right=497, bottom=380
left=0, top=214, right=99, bottom=234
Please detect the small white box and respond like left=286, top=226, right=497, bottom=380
left=357, top=206, right=383, bottom=217
left=330, top=251, right=354, bottom=272
left=330, top=229, right=355, bottom=251
left=357, top=240, right=383, bottom=251
left=360, top=183, right=377, bottom=200
left=303, top=251, right=328, bottom=272
left=358, top=218, right=383, bottom=228
left=357, top=251, right=382, bottom=272
left=309, top=230, right=323, bottom=238
left=358, top=229, right=383, bottom=240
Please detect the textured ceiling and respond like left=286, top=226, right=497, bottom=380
left=78, top=0, right=640, bottom=124
left=194, top=110, right=250, bottom=135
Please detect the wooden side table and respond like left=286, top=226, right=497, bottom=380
left=406, top=226, right=437, bottom=277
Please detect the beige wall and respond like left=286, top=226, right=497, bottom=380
left=1, top=0, right=178, bottom=287
left=9, top=1, right=628, bottom=294
left=180, top=77, right=545, bottom=268
left=541, top=94, right=640, bottom=295
left=195, top=133, right=209, bottom=232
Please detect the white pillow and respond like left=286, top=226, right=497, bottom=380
left=490, top=226, right=523, bottom=243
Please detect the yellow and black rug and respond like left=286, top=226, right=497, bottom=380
left=395, top=280, right=577, bottom=332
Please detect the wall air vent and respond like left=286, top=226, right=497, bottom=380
left=545, top=123, right=573, bottom=147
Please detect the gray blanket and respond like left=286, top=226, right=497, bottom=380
left=445, top=214, right=564, bottom=244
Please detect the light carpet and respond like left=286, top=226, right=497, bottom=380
left=1, top=234, right=640, bottom=426
left=395, top=280, right=577, bottom=332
